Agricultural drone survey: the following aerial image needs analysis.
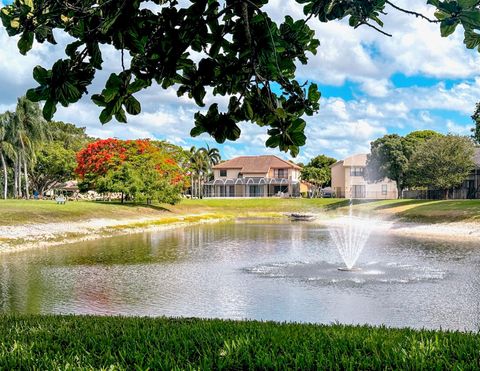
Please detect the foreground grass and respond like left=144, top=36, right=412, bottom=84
left=0, top=316, right=479, bottom=369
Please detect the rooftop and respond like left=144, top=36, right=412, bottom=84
left=213, top=155, right=301, bottom=173
left=331, top=153, right=368, bottom=168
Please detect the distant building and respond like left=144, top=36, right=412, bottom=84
left=330, top=153, right=398, bottom=199
left=204, top=155, right=303, bottom=197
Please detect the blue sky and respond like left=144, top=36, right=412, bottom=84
left=0, top=0, right=479, bottom=163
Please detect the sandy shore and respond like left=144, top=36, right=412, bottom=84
left=1, top=213, right=479, bottom=253
left=0, top=214, right=232, bottom=253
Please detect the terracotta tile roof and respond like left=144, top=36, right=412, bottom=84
left=213, top=155, right=301, bottom=173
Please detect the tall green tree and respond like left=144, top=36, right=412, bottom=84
left=200, top=145, right=221, bottom=169
left=188, top=147, right=210, bottom=199
left=405, top=130, right=442, bottom=143
left=10, top=97, right=47, bottom=198
left=409, top=135, right=475, bottom=199
left=3, top=1, right=480, bottom=155
left=30, top=142, right=76, bottom=195
left=366, top=134, right=412, bottom=198
left=0, top=112, right=16, bottom=199
left=300, top=154, right=336, bottom=197
left=366, top=131, right=443, bottom=198
left=47, top=121, right=91, bottom=151
left=29, top=121, right=91, bottom=195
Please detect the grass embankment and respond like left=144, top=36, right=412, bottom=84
left=352, top=199, right=480, bottom=223
left=0, top=316, right=478, bottom=369
left=0, top=200, right=170, bottom=226
left=2, top=198, right=480, bottom=227
left=167, top=198, right=480, bottom=223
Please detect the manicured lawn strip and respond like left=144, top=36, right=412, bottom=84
left=0, top=200, right=170, bottom=226
left=170, top=197, right=346, bottom=214
left=2, top=198, right=480, bottom=227
left=0, top=198, right=345, bottom=227
left=396, top=200, right=480, bottom=222
left=0, top=316, right=479, bottom=369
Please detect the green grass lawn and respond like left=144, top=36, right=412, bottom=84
left=352, top=199, right=480, bottom=222
left=0, top=199, right=169, bottom=226
left=170, top=197, right=347, bottom=214
left=2, top=198, right=480, bottom=227
left=0, top=315, right=478, bottom=369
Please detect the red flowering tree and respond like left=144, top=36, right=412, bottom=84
left=76, top=139, right=186, bottom=204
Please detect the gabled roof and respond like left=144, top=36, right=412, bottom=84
left=330, top=154, right=368, bottom=168
left=343, top=153, right=367, bottom=167
left=213, top=155, right=301, bottom=173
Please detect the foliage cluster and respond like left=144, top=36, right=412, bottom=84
left=0, top=97, right=90, bottom=199
left=0, top=315, right=479, bottom=369
left=76, top=138, right=187, bottom=204
left=2, top=1, right=480, bottom=155
left=366, top=131, right=476, bottom=198
left=188, top=145, right=221, bottom=199
left=300, top=154, right=337, bottom=196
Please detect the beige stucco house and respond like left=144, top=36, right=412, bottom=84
left=331, top=153, right=398, bottom=199
left=204, top=155, right=302, bottom=197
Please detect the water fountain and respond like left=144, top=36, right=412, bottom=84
left=328, top=191, right=374, bottom=271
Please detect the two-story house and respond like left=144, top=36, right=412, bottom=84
left=204, top=155, right=302, bottom=197
left=331, top=153, right=398, bottom=199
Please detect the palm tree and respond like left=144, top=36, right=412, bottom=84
left=189, top=147, right=210, bottom=198
left=199, top=145, right=221, bottom=197
left=0, top=112, right=16, bottom=199
left=200, top=145, right=221, bottom=168
left=11, top=97, right=47, bottom=198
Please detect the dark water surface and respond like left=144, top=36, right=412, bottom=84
left=1, top=220, right=480, bottom=330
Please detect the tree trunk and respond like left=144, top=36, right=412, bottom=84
left=396, top=184, right=403, bottom=199
left=19, top=137, right=29, bottom=199
left=16, top=158, right=22, bottom=198
left=13, top=159, right=17, bottom=198
left=121, top=192, right=124, bottom=204
left=23, top=155, right=29, bottom=199
left=444, top=189, right=449, bottom=200
left=0, top=152, right=7, bottom=199
left=190, top=175, right=194, bottom=197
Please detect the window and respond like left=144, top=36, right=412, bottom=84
left=381, top=184, right=388, bottom=195
left=274, top=185, right=288, bottom=195
left=350, top=167, right=364, bottom=177
left=249, top=185, right=263, bottom=197
left=220, top=169, right=227, bottom=177
left=275, top=169, right=288, bottom=178
left=352, top=185, right=366, bottom=198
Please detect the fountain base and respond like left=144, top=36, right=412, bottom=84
left=338, top=267, right=362, bottom=272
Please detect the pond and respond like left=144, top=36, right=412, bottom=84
left=1, top=220, right=479, bottom=331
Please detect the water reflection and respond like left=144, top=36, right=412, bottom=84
left=0, top=220, right=479, bottom=331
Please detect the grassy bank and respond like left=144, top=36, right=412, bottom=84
left=0, top=315, right=478, bottom=369
left=0, top=200, right=170, bottom=226
left=2, top=198, right=480, bottom=227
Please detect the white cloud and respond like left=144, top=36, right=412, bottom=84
left=446, top=120, right=472, bottom=136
